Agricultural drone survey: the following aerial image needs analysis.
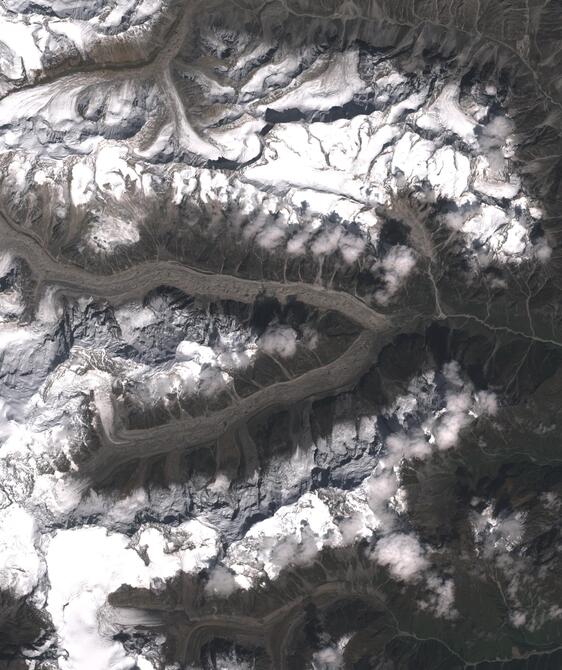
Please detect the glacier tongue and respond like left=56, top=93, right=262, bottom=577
left=0, top=0, right=562, bottom=668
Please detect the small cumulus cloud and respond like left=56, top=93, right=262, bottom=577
left=205, top=565, right=238, bottom=597
left=375, top=245, right=416, bottom=304
left=419, top=575, right=458, bottom=620
left=312, top=646, right=345, bottom=670
left=258, top=324, right=298, bottom=358
left=372, top=532, right=429, bottom=582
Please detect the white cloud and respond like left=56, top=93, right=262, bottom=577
left=386, top=431, right=431, bottom=464
left=256, top=220, right=286, bottom=250
left=420, top=575, right=458, bottom=619
left=510, top=610, right=527, bottom=628
left=474, top=390, right=498, bottom=416
left=433, top=408, right=471, bottom=451
left=175, top=341, right=217, bottom=366
left=46, top=522, right=220, bottom=670
left=375, top=246, right=416, bottom=304
left=46, top=527, right=150, bottom=670
left=198, top=365, right=230, bottom=397
left=311, top=228, right=343, bottom=257
left=372, top=533, right=429, bottom=582
left=312, top=646, right=345, bottom=669
left=339, top=233, right=366, bottom=264
left=338, top=513, right=369, bottom=545
left=258, top=324, right=298, bottom=358
left=382, top=361, right=499, bottom=453
left=205, top=565, right=238, bottom=597
left=272, top=526, right=320, bottom=570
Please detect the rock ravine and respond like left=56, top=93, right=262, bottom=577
left=2, top=1, right=562, bottom=669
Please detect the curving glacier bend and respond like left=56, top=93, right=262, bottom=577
left=2, top=0, right=562, bottom=669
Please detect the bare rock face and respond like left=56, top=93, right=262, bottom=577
left=1, top=1, right=562, bottom=669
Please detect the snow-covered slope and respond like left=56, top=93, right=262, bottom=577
left=2, top=1, right=562, bottom=669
